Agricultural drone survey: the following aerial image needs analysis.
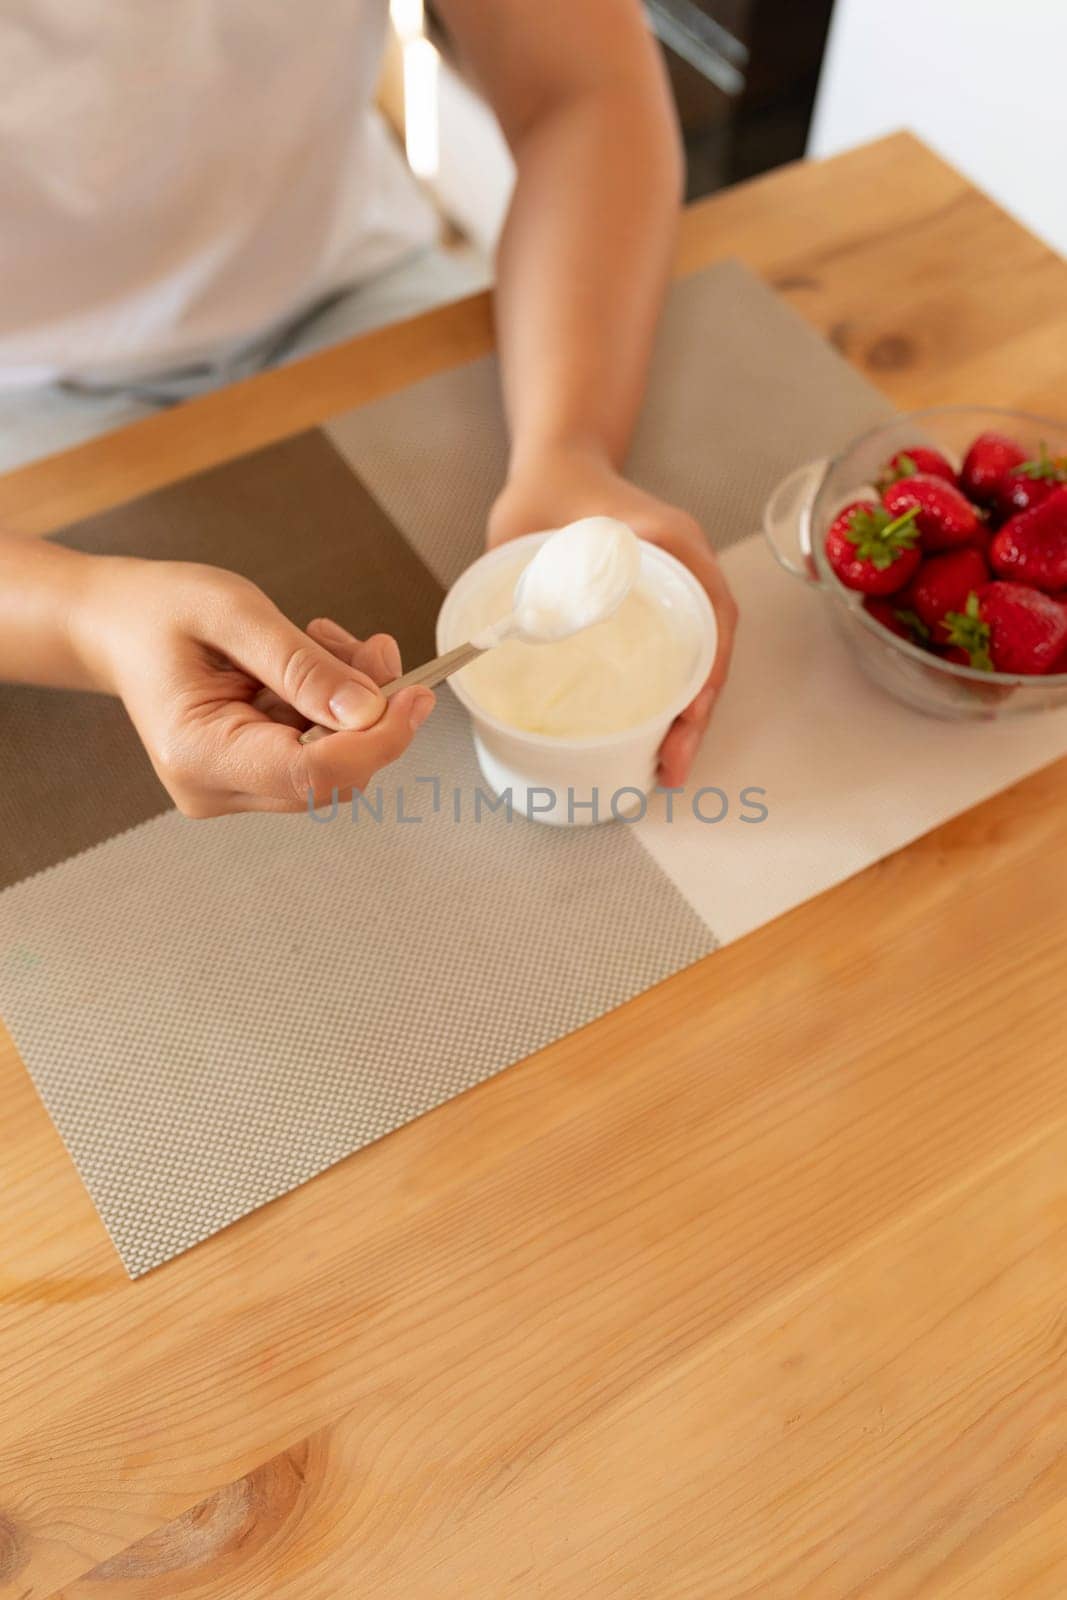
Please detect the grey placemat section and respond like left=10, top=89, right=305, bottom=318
left=325, top=258, right=895, bottom=586
left=0, top=694, right=714, bottom=1276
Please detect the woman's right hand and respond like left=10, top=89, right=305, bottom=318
left=73, top=556, right=434, bottom=816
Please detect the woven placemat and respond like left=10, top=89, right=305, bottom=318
left=9, top=261, right=1062, bottom=1276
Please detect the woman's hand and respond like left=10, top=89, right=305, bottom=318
left=488, top=446, right=737, bottom=785
left=73, top=558, right=433, bottom=816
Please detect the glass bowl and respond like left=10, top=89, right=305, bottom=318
left=762, top=405, right=1067, bottom=719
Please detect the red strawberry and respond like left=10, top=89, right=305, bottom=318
left=908, top=547, right=990, bottom=644
left=943, top=582, right=1067, bottom=675
left=998, top=478, right=1055, bottom=517
left=876, top=446, right=957, bottom=491
left=863, top=596, right=931, bottom=644
left=825, top=499, right=921, bottom=595
left=995, top=443, right=1067, bottom=518
left=960, top=431, right=1027, bottom=507
left=882, top=474, right=983, bottom=552
left=990, top=485, right=1067, bottom=592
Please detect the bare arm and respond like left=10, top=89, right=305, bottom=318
left=436, top=0, right=737, bottom=783
left=437, top=0, right=683, bottom=473
left=0, top=537, right=99, bottom=689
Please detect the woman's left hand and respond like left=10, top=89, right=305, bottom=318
left=488, top=446, right=738, bottom=786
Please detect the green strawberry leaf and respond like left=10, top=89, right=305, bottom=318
left=893, top=607, right=931, bottom=643
left=878, top=453, right=919, bottom=489
left=845, top=503, right=920, bottom=569
left=1015, top=441, right=1067, bottom=482
left=943, top=592, right=994, bottom=672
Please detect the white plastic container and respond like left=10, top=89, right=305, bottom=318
left=436, top=532, right=717, bottom=825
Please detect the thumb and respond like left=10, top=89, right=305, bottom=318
left=210, top=588, right=386, bottom=731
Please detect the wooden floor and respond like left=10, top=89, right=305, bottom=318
left=1, top=133, right=1066, bottom=1598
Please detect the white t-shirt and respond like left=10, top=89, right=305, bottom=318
left=0, top=0, right=438, bottom=388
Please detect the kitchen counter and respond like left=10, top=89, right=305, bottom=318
left=1, top=133, right=1066, bottom=1598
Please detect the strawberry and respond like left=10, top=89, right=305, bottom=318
left=876, top=446, right=957, bottom=492
left=863, top=596, right=930, bottom=644
left=882, top=474, right=982, bottom=552
left=825, top=499, right=921, bottom=595
left=990, top=484, right=1067, bottom=592
left=998, top=479, right=1056, bottom=518
left=995, top=443, right=1067, bottom=518
left=943, top=582, right=1067, bottom=675
left=908, top=547, right=990, bottom=644
left=960, top=431, right=1027, bottom=508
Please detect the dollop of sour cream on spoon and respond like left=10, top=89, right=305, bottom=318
left=458, top=515, right=689, bottom=738
left=471, top=516, right=642, bottom=648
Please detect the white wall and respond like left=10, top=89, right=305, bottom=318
left=809, top=0, right=1067, bottom=256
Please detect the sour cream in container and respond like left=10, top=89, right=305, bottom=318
left=438, top=520, right=717, bottom=825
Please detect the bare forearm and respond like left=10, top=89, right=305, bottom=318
left=436, top=0, right=683, bottom=476
left=0, top=536, right=101, bottom=690
left=496, top=76, right=683, bottom=476
left=437, top=0, right=733, bottom=783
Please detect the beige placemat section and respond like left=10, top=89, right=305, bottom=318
left=634, top=531, right=1067, bottom=942
left=325, top=258, right=894, bottom=585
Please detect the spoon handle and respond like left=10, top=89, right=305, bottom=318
left=298, top=640, right=485, bottom=746
left=384, top=639, right=486, bottom=694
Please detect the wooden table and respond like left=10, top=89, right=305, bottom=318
left=2, top=133, right=1066, bottom=1599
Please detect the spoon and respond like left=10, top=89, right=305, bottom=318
left=297, top=617, right=512, bottom=746
left=298, top=516, right=639, bottom=745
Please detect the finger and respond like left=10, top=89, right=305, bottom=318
left=306, top=620, right=402, bottom=686
left=298, top=688, right=435, bottom=807
left=657, top=664, right=720, bottom=787
left=649, top=537, right=737, bottom=786
left=204, top=593, right=387, bottom=732
left=185, top=688, right=435, bottom=812
left=703, top=563, right=739, bottom=692
left=668, top=537, right=738, bottom=693
left=643, top=523, right=738, bottom=697
left=250, top=687, right=307, bottom=730
left=658, top=702, right=709, bottom=786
